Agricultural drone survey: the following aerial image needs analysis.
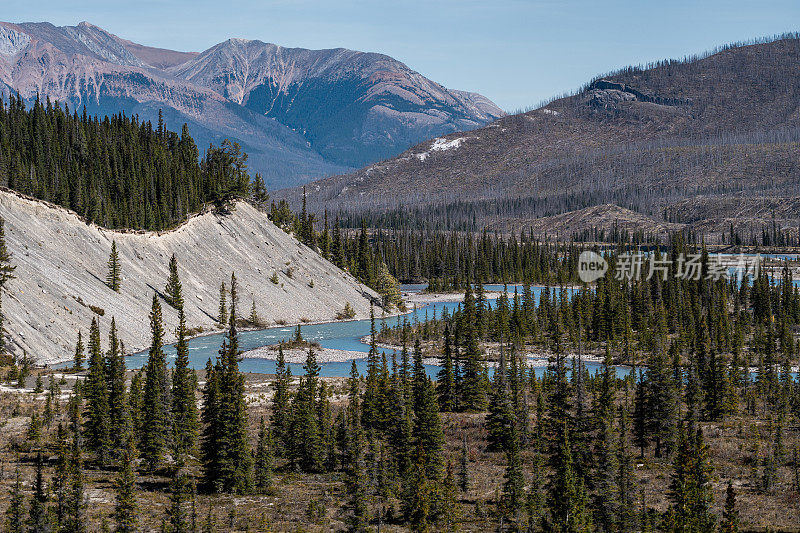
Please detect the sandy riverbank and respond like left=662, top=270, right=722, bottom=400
left=242, top=345, right=367, bottom=363
left=403, top=291, right=505, bottom=305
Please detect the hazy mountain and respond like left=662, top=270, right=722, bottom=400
left=0, top=21, right=503, bottom=188
left=284, top=34, right=800, bottom=240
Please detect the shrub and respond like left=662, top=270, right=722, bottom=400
left=336, top=302, right=356, bottom=320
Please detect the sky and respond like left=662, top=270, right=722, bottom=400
left=3, top=0, right=799, bottom=112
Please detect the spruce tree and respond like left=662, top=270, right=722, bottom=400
left=270, top=345, right=291, bottom=455
left=114, top=444, right=138, bottom=533
left=167, top=467, right=191, bottom=533
left=0, top=215, right=16, bottom=354
left=64, top=403, right=88, bottom=533
left=666, top=424, right=716, bottom=531
left=205, top=273, right=252, bottom=493
left=28, top=453, right=51, bottom=533
left=165, top=254, right=184, bottom=310
left=546, top=423, right=592, bottom=532
left=441, top=461, right=460, bottom=532
left=200, top=358, right=221, bottom=490
left=106, top=240, right=121, bottom=292
left=0, top=217, right=16, bottom=288
left=720, top=480, right=739, bottom=533
left=487, top=345, right=514, bottom=452
left=85, top=317, right=111, bottom=463
left=502, top=430, right=525, bottom=527
left=291, top=348, right=323, bottom=472
left=217, top=282, right=227, bottom=327
left=73, top=330, right=85, bottom=371
left=254, top=417, right=274, bottom=493
left=5, top=469, right=25, bottom=533
left=458, top=435, right=469, bottom=492
left=461, top=282, right=487, bottom=410
left=128, top=371, right=144, bottom=450
left=142, top=295, right=169, bottom=470
left=172, top=307, right=199, bottom=459
left=106, top=318, right=129, bottom=460
left=411, top=351, right=445, bottom=480
left=344, top=416, right=369, bottom=533
left=437, top=325, right=457, bottom=412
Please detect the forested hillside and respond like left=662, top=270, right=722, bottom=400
left=286, top=34, right=800, bottom=241
left=0, top=94, right=249, bottom=230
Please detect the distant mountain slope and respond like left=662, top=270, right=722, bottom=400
left=0, top=189, right=377, bottom=364
left=0, top=21, right=503, bottom=188
left=169, top=38, right=504, bottom=167
left=285, top=34, right=800, bottom=240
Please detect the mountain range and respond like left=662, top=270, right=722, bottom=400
left=286, top=34, right=800, bottom=241
left=0, top=21, right=503, bottom=189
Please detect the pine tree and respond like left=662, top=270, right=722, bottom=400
left=487, top=345, right=514, bottom=452
left=73, top=330, right=85, bottom=371
left=461, top=282, right=487, bottom=410
left=217, top=282, right=227, bottom=327
left=106, top=240, right=121, bottom=292
left=200, top=358, right=221, bottom=490
left=114, top=444, right=138, bottom=533
left=204, top=273, right=252, bottom=493
left=270, top=345, right=291, bottom=455
left=28, top=453, right=51, bottom=533
left=254, top=417, right=274, bottom=493
left=85, top=317, right=111, bottom=463
left=291, top=348, right=323, bottom=472
left=165, top=254, right=184, bottom=310
left=720, top=480, right=738, bottom=533
left=172, top=307, right=198, bottom=459
left=0, top=218, right=12, bottom=351
left=107, top=318, right=129, bottom=460
left=546, top=422, right=592, bottom=532
left=440, top=461, right=460, bottom=532
left=0, top=217, right=16, bottom=288
left=64, top=402, right=88, bottom=533
left=412, top=341, right=445, bottom=480
left=5, top=469, right=25, bottom=533
left=142, top=295, right=169, bottom=470
left=437, top=325, right=457, bottom=412
left=167, top=467, right=192, bottom=533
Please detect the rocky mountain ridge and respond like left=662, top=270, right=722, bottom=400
left=0, top=21, right=503, bottom=188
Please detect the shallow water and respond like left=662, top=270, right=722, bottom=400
left=57, top=284, right=625, bottom=378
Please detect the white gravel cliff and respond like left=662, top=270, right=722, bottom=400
left=0, top=190, right=378, bottom=364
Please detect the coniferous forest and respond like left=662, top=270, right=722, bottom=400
left=0, top=94, right=251, bottom=230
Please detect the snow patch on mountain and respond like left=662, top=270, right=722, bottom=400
left=416, top=136, right=468, bottom=161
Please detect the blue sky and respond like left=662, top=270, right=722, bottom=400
left=4, top=0, right=799, bottom=111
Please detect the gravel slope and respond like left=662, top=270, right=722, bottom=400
left=0, top=190, right=378, bottom=364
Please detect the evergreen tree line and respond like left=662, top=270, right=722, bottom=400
left=0, top=94, right=251, bottom=231
left=268, top=194, right=583, bottom=289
